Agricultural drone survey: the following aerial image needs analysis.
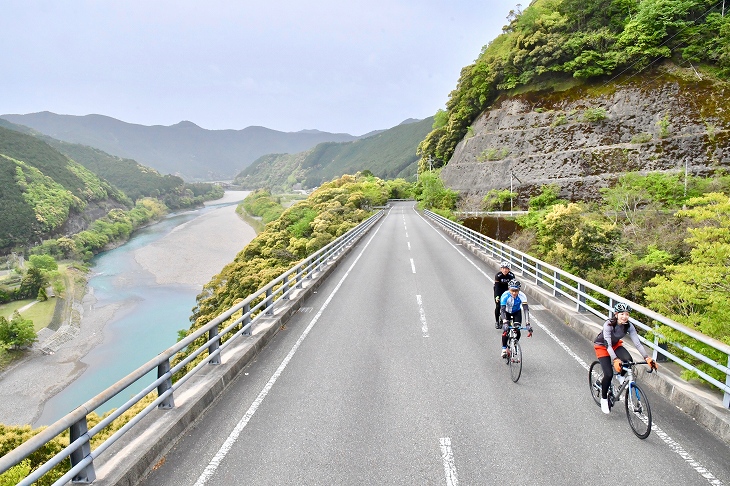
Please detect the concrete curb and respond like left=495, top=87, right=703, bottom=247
left=434, top=217, right=730, bottom=447
left=92, top=232, right=365, bottom=486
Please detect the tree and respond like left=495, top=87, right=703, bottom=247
left=644, top=193, right=730, bottom=383
left=18, top=267, right=47, bottom=300
left=29, top=254, right=58, bottom=272
left=0, top=312, right=37, bottom=348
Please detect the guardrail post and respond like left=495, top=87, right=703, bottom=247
left=577, top=283, right=587, bottom=312
left=157, top=359, right=175, bottom=409
left=553, top=272, right=562, bottom=297
left=208, top=325, right=221, bottom=365
left=70, top=418, right=96, bottom=483
left=265, top=288, right=274, bottom=315
left=243, top=303, right=252, bottom=336
left=535, top=263, right=542, bottom=286
left=282, top=276, right=290, bottom=300
left=296, top=271, right=303, bottom=289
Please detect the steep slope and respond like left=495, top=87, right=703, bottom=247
left=0, top=113, right=360, bottom=181
left=441, top=67, right=730, bottom=206
left=235, top=117, right=433, bottom=190
left=0, top=126, right=128, bottom=251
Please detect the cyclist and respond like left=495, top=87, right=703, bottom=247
left=500, top=280, right=532, bottom=357
left=594, top=302, right=658, bottom=414
left=493, top=261, right=515, bottom=329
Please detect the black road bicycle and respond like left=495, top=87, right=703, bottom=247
left=589, top=360, right=654, bottom=439
left=502, top=321, right=529, bottom=383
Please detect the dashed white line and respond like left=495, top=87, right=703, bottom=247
left=418, top=207, right=724, bottom=486
left=439, top=437, right=459, bottom=486
left=416, top=295, right=429, bottom=337
left=410, top=258, right=416, bottom=274
left=407, top=242, right=411, bottom=251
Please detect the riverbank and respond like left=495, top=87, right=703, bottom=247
left=0, top=192, right=255, bottom=426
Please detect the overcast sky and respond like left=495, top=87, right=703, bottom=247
left=2, top=1, right=516, bottom=136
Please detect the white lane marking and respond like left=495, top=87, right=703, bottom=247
left=410, top=258, right=416, bottom=274
left=408, top=242, right=411, bottom=251
left=439, top=437, right=459, bottom=486
left=416, top=295, right=429, bottom=337
left=193, top=220, right=384, bottom=486
left=406, top=232, right=409, bottom=238
left=418, top=208, right=724, bottom=486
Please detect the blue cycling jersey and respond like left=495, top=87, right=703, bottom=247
left=500, top=290, right=527, bottom=313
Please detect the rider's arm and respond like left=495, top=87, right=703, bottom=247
left=602, top=323, right=618, bottom=361
left=627, top=323, right=649, bottom=358
left=522, top=303, right=531, bottom=329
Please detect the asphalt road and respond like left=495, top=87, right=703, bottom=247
left=139, top=201, right=730, bottom=486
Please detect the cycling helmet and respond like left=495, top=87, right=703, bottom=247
left=500, top=261, right=511, bottom=268
left=508, top=280, right=521, bottom=290
left=613, top=302, right=631, bottom=313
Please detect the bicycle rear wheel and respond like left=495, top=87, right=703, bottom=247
left=588, top=361, right=603, bottom=406
left=625, top=382, right=652, bottom=439
left=509, top=340, right=522, bottom=382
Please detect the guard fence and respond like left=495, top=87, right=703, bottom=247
left=424, top=209, right=730, bottom=409
left=0, top=210, right=384, bottom=485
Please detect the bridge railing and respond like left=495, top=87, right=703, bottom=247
left=0, top=210, right=384, bottom=485
left=424, top=209, right=730, bottom=408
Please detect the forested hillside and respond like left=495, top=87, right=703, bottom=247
left=418, top=0, right=730, bottom=170
left=0, top=126, right=128, bottom=251
left=234, top=118, right=432, bottom=191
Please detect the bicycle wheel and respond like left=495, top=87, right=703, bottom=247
left=509, top=340, right=522, bottom=382
left=625, top=382, right=652, bottom=439
left=588, top=361, right=603, bottom=406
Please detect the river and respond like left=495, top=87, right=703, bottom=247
left=35, top=191, right=254, bottom=425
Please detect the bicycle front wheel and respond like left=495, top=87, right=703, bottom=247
left=588, top=361, right=603, bottom=406
left=625, top=382, right=652, bottom=439
left=509, top=340, right=522, bottom=382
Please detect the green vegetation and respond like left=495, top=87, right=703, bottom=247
left=234, top=118, right=433, bottom=191
left=510, top=172, right=730, bottom=386
left=418, top=0, right=730, bottom=169
left=0, top=312, right=36, bottom=349
left=173, top=174, right=391, bottom=374
left=414, top=170, right=458, bottom=219
left=241, top=189, right=285, bottom=224
left=477, top=147, right=510, bottom=161
left=482, top=189, right=516, bottom=211
left=581, top=107, right=608, bottom=122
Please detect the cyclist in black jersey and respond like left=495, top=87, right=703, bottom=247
left=493, top=261, right=515, bottom=329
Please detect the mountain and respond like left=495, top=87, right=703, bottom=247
left=0, top=125, right=128, bottom=250
left=0, top=112, right=360, bottom=181
left=233, top=117, right=433, bottom=191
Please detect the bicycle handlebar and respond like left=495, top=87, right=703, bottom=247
left=618, top=360, right=655, bottom=373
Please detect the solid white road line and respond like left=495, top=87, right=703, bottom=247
left=416, top=208, right=724, bottom=486
left=439, top=437, right=459, bottom=486
left=193, top=219, right=384, bottom=486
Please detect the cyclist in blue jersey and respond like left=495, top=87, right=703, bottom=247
left=500, top=280, right=532, bottom=357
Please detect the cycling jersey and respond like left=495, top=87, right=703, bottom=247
left=493, top=271, right=515, bottom=299
left=500, top=290, right=527, bottom=313
left=594, top=319, right=648, bottom=361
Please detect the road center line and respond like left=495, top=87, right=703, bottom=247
left=439, top=437, right=459, bottom=486
left=410, top=258, right=416, bottom=274
left=193, top=220, right=384, bottom=486
left=407, top=241, right=411, bottom=251
left=416, top=295, right=429, bottom=338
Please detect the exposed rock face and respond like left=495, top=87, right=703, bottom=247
left=60, top=199, right=129, bottom=236
left=441, top=68, right=730, bottom=208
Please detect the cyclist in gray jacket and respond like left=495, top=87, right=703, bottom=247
left=594, top=302, right=657, bottom=414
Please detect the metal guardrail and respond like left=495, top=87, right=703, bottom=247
left=424, top=209, right=730, bottom=408
left=0, top=210, right=384, bottom=485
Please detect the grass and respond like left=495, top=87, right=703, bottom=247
left=0, top=298, right=57, bottom=331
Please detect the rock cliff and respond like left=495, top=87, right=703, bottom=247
left=440, top=66, right=730, bottom=208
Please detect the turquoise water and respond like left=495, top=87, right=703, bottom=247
left=36, top=206, right=228, bottom=425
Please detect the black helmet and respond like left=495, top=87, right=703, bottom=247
left=613, top=302, right=631, bottom=313
left=508, top=280, right=521, bottom=290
